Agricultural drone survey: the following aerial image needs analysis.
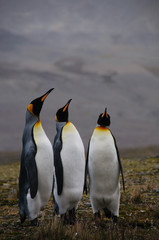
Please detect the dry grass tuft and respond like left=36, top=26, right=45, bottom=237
left=130, top=186, right=142, bottom=204
left=36, top=218, right=122, bottom=240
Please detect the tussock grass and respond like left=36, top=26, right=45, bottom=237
left=36, top=218, right=123, bottom=240
left=130, top=186, right=142, bottom=203
left=0, top=156, right=159, bottom=239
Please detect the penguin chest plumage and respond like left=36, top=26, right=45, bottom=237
left=88, top=127, right=120, bottom=213
left=54, top=122, right=85, bottom=214
left=32, top=121, right=53, bottom=203
left=61, top=122, right=85, bottom=187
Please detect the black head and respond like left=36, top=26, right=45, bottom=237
left=55, top=99, right=72, bottom=122
left=97, top=108, right=111, bottom=126
left=27, top=88, right=54, bottom=117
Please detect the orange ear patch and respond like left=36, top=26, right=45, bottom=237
left=55, top=115, right=58, bottom=121
left=27, top=104, right=33, bottom=114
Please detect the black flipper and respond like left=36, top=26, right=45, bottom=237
left=53, top=127, right=63, bottom=195
left=25, top=145, right=38, bottom=198
left=111, top=133, right=125, bottom=192
left=83, top=139, right=90, bottom=194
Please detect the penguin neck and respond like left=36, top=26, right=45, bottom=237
left=56, top=121, right=67, bottom=132
left=96, top=124, right=109, bottom=129
left=23, top=111, right=40, bottom=145
left=37, top=117, right=41, bottom=124
left=26, top=110, right=39, bottom=125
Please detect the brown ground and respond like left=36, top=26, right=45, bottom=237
left=0, top=147, right=159, bottom=239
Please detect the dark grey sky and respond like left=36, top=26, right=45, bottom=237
left=0, top=0, right=159, bottom=69
left=0, top=0, right=159, bottom=152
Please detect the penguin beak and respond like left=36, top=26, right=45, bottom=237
left=41, top=88, right=54, bottom=102
left=101, top=108, right=107, bottom=118
left=63, top=99, right=72, bottom=112
left=105, top=108, right=108, bottom=118
left=101, top=108, right=109, bottom=118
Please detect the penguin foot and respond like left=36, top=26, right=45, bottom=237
left=103, top=208, right=112, bottom=219
left=61, top=213, right=68, bottom=225
left=112, top=215, right=118, bottom=225
left=69, top=208, right=76, bottom=225
left=94, top=211, right=101, bottom=224
left=53, top=212, right=56, bottom=217
left=20, top=213, right=26, bottom=224
left=94, top=211, right=101, bottom=219
left=30, top=218, right=39, bottom=226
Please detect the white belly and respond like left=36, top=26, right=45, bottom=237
left=54, top=122, right=85, bottom=214
left=27, top=121, right=54, bottom=220
left=88, top=127, right=120, bottom=215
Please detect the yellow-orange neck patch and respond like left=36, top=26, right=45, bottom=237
left=95, top=126, right=109, bottom=131
left=65, top=121, right=70, bottom=126
left=35, top=117, right=41, bottom=126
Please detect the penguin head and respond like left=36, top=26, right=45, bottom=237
left=55, top=99, right=72, bottom=122
left=97, top=108, right=111, bottom=127
left=27, top=88, right=54, bottom=117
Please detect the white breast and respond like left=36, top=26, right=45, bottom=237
left=33, top=121, right=54, bottom=203
left=54, top=122, right=85, bottom=214
left=61, top=122, right=85, bottom=189
left=27, top=120, right=54, bottom=220
left=88, top=127, right=120, bottom=194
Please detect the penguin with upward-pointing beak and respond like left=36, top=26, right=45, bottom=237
left=19, top=88, right=54, bottom=226
left=53, top=99, right=85, bottom=224
left=87, top=108, right=125, bottom=224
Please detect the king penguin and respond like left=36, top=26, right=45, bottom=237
left=19, top=88, right=54, bottom=226
left=87, top=108, right=125, bottom=223
left=53, top=99, right=85, bottom=224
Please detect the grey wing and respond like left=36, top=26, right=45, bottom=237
left=53, top=130, right=63, bottom=196
left=24, top=144, right=38, bottom=198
